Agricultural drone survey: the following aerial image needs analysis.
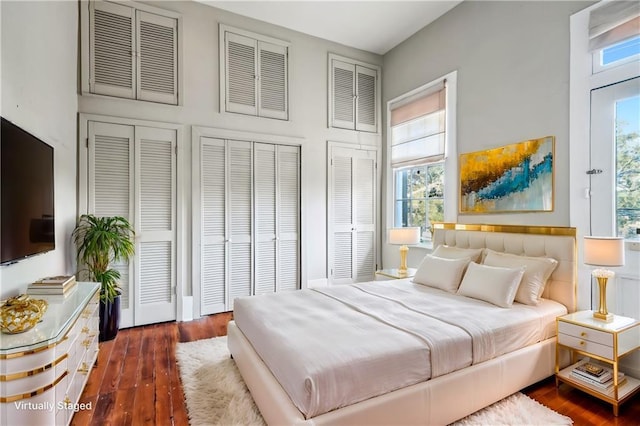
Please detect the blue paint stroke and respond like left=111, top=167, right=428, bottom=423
left=477, top=153, right=552, bottom=201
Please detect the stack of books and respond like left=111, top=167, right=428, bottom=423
left=27, top=275, right=77, bottom=296
left=571, top=360, right=626, bottom=391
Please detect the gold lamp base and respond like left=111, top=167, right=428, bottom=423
left=398, top=245, right=409, bottom=274
left=593, top=274, right=614, bottom=322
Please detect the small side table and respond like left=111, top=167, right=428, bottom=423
left=375, top=268, right=417, bottom=280
left=555, top=310, right=640, bottom=416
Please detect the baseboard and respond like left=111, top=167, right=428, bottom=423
left=180, top=296, right=194, bottom=322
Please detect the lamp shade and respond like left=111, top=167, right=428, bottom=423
left=389, top=227, right=421, bottom=245
left=584, top=236, right=625, bottom=267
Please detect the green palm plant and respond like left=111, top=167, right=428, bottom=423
left=72, top=215, right=135, bottom=303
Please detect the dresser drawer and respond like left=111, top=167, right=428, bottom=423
left=558, top=321, right=613, bottom=346
left=558, top=333, right=614, bottom=359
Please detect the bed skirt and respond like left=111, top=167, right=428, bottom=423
left=228, top=321, right=560, bottom=425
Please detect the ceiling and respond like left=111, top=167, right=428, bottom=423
left=201, top=1, right=462, bottom=55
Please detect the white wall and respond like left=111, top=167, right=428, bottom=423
left=0, top=1, right=78, bottom=298
left=77, top=1, right=382, bottom=315
left=381, top=1, right=592, bottom=269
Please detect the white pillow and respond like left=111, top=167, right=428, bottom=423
left=457, top=262, right=525, bottom=308
left=432, top=245, right=484, bottom=263
left=483, top=249, right=559, bottom=306
left=413, top=255, right=471, bottom=293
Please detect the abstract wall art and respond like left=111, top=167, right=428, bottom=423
left=459, top=136, right=554, bottom=213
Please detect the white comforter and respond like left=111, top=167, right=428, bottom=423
left=232, top=279, right=565, bottom=419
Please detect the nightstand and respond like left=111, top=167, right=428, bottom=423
left=555, top=310, right=640, bottom=416
left=375, top=268, right=417, bottom=280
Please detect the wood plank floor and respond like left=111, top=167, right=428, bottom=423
left=74, top=313, right=640, bottom=425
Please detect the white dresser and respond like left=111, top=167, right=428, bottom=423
left=0, top=282, right=100, bottom=425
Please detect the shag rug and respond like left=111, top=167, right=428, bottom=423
left=176, top=336, right=573, bottom=426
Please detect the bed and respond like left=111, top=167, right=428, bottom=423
left=228, top=223, right=577, bottom=425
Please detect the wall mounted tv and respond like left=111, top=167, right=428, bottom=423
left=1, top=117, right=55, bottom=265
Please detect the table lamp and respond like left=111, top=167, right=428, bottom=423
left=389, top=227, right=421, bottom=274
left=584, top=236, right=625, bottom=322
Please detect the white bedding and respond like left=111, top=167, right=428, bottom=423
left=232, top=278, right=566, bottom=419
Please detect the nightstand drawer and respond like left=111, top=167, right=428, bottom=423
left=558, top=321, right=613, bottom=346
left=558, top=333, right=613, bottom=359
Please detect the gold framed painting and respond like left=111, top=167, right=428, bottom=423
left=459, top=136, right=554, bottom=213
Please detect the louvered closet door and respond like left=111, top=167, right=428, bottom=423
left=134, top=126, right=177, bottom=325
left=87, top=121, right=135, bottom=327
left=329, top=146, right=377, bottom=284
left=354, top=151, right=376, bottom=281
left=90, top=1, right=135, bottom=99
left=331, top=60, right=355, bottom=129
left=253, top=144, right=301, bottom=294
left=254, top=144, right=277, bottom=294
left=228, top=140, right=253, bottom=309
left=200, top=138, right=227, bottom=315
left=355, top=65, right=377, bottom=132
left=225, top=32, right=258, bottom=116
left=136, top=11, right=178, bottom=105
left=276, top=145, right=300, bottom=291
left=258, top=42, right=288, bottom=120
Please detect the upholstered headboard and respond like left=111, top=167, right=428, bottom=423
left=432, top=223, right=577, bottom=313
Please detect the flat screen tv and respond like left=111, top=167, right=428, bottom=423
left=1, top=117, right=55, bottom=265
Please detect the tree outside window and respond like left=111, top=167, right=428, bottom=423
left=616, top=95, right=640, bottom=239
left=394, top=163, right=444, bottom=241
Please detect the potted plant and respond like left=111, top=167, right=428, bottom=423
left=72, top=214, right=135, bottom=341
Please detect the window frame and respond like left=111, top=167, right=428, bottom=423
left=385, top=71, right=458, bottom=247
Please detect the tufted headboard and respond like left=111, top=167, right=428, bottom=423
left=432, top=223, right=577, bottom=313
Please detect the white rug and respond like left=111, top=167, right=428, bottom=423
left=176, top=336, right=573, bottom=426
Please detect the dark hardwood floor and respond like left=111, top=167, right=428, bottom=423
left=73, top=313, right=639, bottom=425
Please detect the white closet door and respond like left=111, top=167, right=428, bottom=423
left=258, top=41, right=288, bottom=120
left=331, top=59, right=356, bottom=130
left=228, top=140, right=253, bottom=309
left=88, top=121, right=135, bottom=327
left=253, top=143, right=300, bottom=294
left=136, top=11, right=178, bottom=104
left=89, top=1, right=135, bottom=99
left=277, top=145, right=300, bottom=291
left=355, top=65, right=377, bottom=132
left=354, top=152, right=376, bottom=281
left=200, top=138, right=227, bottom=315
left=134, top=126, right=177, bottom=325
left=225, top=32, right=258, bottom=116
left=254, top=143, right=277, bottom=294
left=329, top=145, right=377, bottom=284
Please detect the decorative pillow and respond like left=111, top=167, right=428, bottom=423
left=413, top=255, right=471, bottom=293
left=483, top=249, right=559, bottom=306
left=432, top=245, right=484, bottom=263
left=457, top=262, right=525, bottom=308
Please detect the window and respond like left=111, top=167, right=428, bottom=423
left=329, top=54, right=380, bottom=133
left=615, top=92, right=640, bottom=238
left=88, top=1, right=179, bottom=104
left=390, top=81, right=447, bottom=241
left=220, top=25, right=289, bottom=120
left=394, top=164, right=444, bottom=240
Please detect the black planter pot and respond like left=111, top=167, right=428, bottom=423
left=99, top=295, right=121, bottom=342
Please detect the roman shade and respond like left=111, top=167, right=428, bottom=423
left=589, top=1, right=640, bottom=51
left=390, top=82, right=446, bottom=168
